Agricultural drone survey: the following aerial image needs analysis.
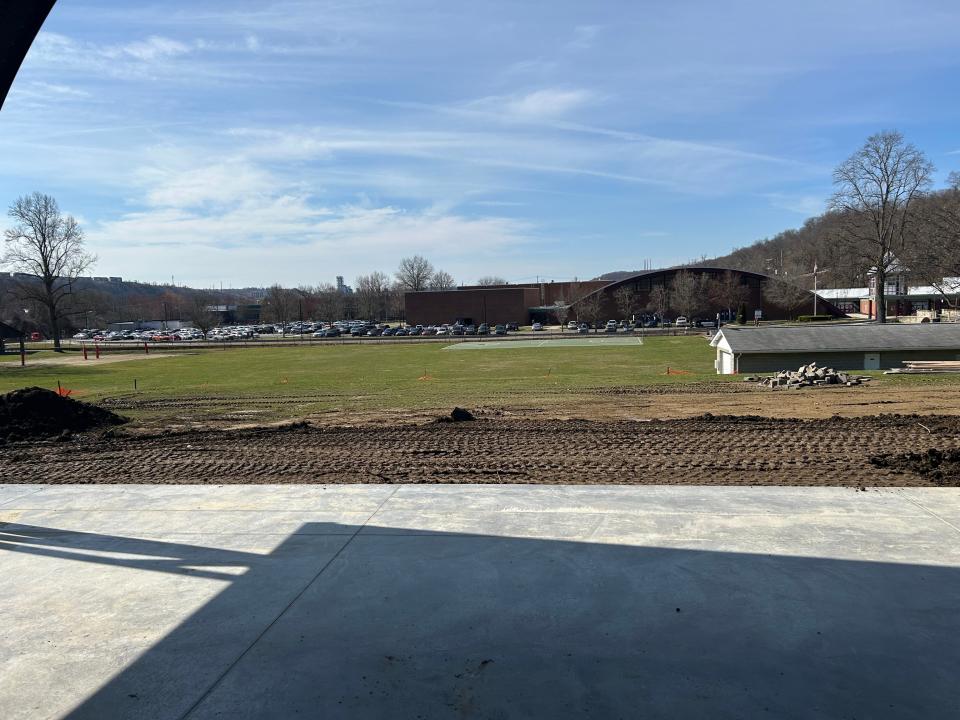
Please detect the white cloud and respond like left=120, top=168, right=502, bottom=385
left=29, top=82, right=91, bottom=98
left=90, top=197, right=533, bottom=286
left=112, top=36, right=192, bottom=62
left=137, top=161, right=277, bottom=208
left=470, top=88, right=594, bottom=120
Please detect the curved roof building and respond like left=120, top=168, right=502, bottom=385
left=404, top=267, right=842, bottom=326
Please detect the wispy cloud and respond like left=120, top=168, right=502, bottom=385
left=763, top=193, right=826, bottom=215
left=566, top=25, right=601, bottom=51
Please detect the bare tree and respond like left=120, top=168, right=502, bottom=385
left=186, top=293, right=220, bottom=336
left=552, top=300, right=571, bottom=329
left=668, top=270, right=699, bottom=319
left=428, top=269, right=456, bottom=290
left=613, top=286, right=636, bottom=322
left=763, top=279, right=811, bottom=318
left=355, top=271, right=392, bottom=320
left=395, top=255, right=434, bottom=291
left=3, top=193, right=95, bottom=350
left=262, top=284, right=296, bottom=332
left=647, top=282, right=670, bottom=321
left=476, top=276, right=507, bottom=286
left=576, top=291, right=603, bottom=332
left=707, top=270, right=751, bottom=320
left=388, top=281, right=406, bottom=322
left=829, top=131, right=934, bottom=322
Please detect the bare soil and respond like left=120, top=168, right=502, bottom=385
left=3, top=413, right=959, bottom=486
left=0, top=387, right=126, bottom=443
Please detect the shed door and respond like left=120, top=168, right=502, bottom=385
left=864, top=353, right=880, bottom=370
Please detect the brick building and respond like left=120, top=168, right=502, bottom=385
left=404, top=268, right=842, bottom=326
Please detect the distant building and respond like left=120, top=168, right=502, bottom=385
left=107, top=320, right=193, bottom=332
left=404, top=268, right=841, bottom=326
left=818, top=264, right=960, bottom=318
left=204, top=304, right=262, bottom=324
left=336, top=276, right=353, bottom=295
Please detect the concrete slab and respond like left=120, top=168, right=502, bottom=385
left=0, top=484, right=958, bottom=720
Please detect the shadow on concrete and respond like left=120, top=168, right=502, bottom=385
left=2, top=521, right=958, bottom=719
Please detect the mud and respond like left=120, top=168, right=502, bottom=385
left=3, top=413, right=959, bottom=486
left=870, top=448, right=960, bottom=486
left=0, top=387, right=126, bottom=443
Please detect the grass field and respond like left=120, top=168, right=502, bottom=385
left=0, top=336, right=721, bottom=419
left=3, top=336, right=956, bottom=428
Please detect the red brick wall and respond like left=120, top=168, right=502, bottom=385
left=404, top=288, right=533, bottom=325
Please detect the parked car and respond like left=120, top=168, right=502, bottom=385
left=494, top=324, right=507, bottom=336
left=464, top=325, right=476, bottom=335
left=674, top=316, right=688, bottom=328
left=531, top=322, right=544, bottom=331
left=604, top=320, right=618, bottom=333
left=578, top=323, right=590, bottom=334
left=477, top=323, right=490, bottom=335
left=567, top=321, right=578, bottom=330
left=506, top=322, right=519, bottom=331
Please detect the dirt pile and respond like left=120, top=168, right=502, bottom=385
left=870, top=448, right=960, bottom=486
left=0, top=387, right=126, bottom=443
left=436, top=407, right=476, bottom=423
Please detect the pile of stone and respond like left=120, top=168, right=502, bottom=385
left=744, top=362, right=870, bottom=390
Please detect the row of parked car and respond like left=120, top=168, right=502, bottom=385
left=311, top=321, right=523, bottom=338
left=73, top=328, right=207, bottom=342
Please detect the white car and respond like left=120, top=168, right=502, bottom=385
left=532, top=322, right=544, bottom=331
left=567, top=321, right=578, bottom=330
left=674, top=316, right=688, bottom=327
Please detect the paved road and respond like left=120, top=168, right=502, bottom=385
left=1, top=484, right=958, bottom=719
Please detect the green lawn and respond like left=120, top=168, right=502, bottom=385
left=0, top=336, right=724, bottom=419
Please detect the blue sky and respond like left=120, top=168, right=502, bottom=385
left=2, top=0, right=959, bottom=288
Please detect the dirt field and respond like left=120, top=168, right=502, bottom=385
left=4, top=378, right=960, bottom=487
left=3, top=411, right=959, bottom=486
left=91, top=377, right=960, bottom=428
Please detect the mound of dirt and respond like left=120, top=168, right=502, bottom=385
left=0, top=387, right=126, bottom=443
left=436, top=407, right=476, bottom=423
left=870, top=448, right=960, bottom=486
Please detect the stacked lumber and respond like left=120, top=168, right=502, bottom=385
left=885, top=361, right=960, bottom=374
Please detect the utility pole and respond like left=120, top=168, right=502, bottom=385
left=813, top=262, right=818, bottom=315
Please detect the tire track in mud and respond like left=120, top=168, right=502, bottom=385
left=3, top=414, right=960, bottom=486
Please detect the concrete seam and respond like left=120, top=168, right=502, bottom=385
left=896, top=490, right=960, bottom=536
left=178, top=485, right=401, bottom=720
